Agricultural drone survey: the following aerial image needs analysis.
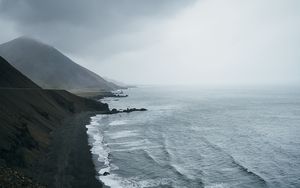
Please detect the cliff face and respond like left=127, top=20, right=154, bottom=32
left=0, top=37, right=121, bottom=91
left=0, top=56, right=109, bottom=170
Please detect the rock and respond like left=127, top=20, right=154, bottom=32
left=114, top=94, right=128, bottom=98
left=109, top=108, right=147, bottom=114
left=122, top=108, right=147, bottom=113
left=111, top=108, right=118, bottom=114
left=0, top=167, right=46, bottom=187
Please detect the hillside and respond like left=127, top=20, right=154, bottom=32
left=0, top=56, right=40, bottom=88
left=0, top=37, right=121, bottom=91
left=0, top=56, right=107, bottom=187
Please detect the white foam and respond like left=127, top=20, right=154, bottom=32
left=86, top=115, right=113, bottom=175
left=99, top=166, right=111, bottom=175
left=109, top=140, right=146, bottom=147
left=100, top=173, right=172, bottom=188
left=112, top=146, right=162, bottom=152
left=87, top=115, right=169, bottom=188
left=109, top=120, right=128, bottom=126
left=138, top=178, right=172, bottom=187
left=99, top=174, right=124, bottom=188
left=107, top=130, right=139, bottom=139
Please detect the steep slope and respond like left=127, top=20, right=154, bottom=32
left=0, top=56, right=40, bottom=88
left=0, top=56, right=108, bottom=187
left=0, top=89, right=108, bottom=166
left=0, top=37, right=120, bottom=91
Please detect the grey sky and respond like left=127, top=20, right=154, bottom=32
left=0, top=0, right=299, bottom=86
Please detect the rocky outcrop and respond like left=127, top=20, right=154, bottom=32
left=110, top=108, right=147, bottom=114
left=0, top=167, right=45, bottom=188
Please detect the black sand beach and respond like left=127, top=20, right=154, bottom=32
left=32, top=112, right=104, bottom=188
left=0, top=89, right=109, bottom=188
left=0, top=112, right=106, bottom=188
left=0, top=90, right=108, bottom=187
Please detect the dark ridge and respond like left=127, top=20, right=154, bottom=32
left=0, top=36, right=123, bottom=91
left=0, top=56, right=107, bottom=187
left=0, top=56, right=40, bottom=88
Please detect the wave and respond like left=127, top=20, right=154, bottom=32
left=143, top=150, right=204, bottom=188
left=200, top=137, right=267, bottom=186
left=87, top=115, right=266, bottom=188
left=107, top=130, right=139, bottom=139
left=126, top=141, right=201, bottom=187
left=109, top=120, right=127, bottom=126
left=230, top=156, right=267, bottom=185
left=109, top=140, right=146, bottom=147
left=100, top=174, right=173, bottom=188
left=86, top=115, right=112, bottom=176
left=87, top=115, right=173, bottom=188
left=145, top=132, right=205, bottom=187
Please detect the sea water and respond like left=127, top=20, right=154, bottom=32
left=86, top=86, right=300, bottom=188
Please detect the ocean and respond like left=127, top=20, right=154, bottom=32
left=86, top=86, right=300, bottom=188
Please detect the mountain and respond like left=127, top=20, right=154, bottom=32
left=0, top=37, right=121, bottom=91
left=0, top=56, right=40, bottom=88
left=0, top=56, right=107, bottom=187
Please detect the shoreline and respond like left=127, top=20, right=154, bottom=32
left=29, top=112, right=106, bottom=188
left=0, top=87, right=110, bottom=187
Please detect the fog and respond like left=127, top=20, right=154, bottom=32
left=1, top=0, right=300, bottom=86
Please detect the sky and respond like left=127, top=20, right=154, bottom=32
left=0, top=0, right=300, bottom=86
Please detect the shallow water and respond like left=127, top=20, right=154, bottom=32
left=86, top=86, right=300, bottom=188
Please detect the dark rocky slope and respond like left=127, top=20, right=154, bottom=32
left=0, top=56, right=107, bottom=187
left=0, top=89, right=108, bottom=168
left=0, top=37, right=121, bottom=91
left=0, top=56, right=40, bottom=89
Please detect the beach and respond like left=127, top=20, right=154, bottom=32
left=0, top=88, right=110, bottom=187
left=30, top=112, right=104, bottom=187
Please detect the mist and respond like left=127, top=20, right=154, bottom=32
left=97, top=0, right=300, bottom=86
left=1, top=0, right=300, bottom=86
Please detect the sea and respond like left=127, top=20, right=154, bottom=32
left=86, top=86, right=300, bottom=188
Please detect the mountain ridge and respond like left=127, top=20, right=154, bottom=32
left=0, top=55, right=106, bottom=187
left=0, top=56, right=40, bottom=88
left=0, top=36, right=121, bottom=91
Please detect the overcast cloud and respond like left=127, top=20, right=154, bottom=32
left=0, top=0, right=299, bottom=86
left=0, top=0, right=195, bottom=56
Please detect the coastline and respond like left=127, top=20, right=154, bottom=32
left=0, top=88, right=109, bottom=187
left=30, top=112, right=106, bottom=188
